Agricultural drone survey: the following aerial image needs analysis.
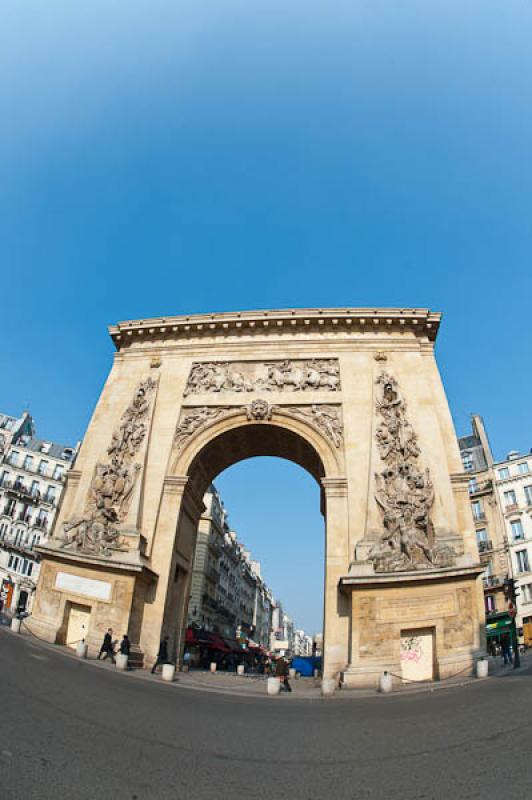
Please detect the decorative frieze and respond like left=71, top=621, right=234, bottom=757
left=184, top=359, right=340, bottom=395
left=60, top=377, right=158, bottom=558
left=172, top=401, right=343, bottom=452
left=369, top=372, right=455, bottom=573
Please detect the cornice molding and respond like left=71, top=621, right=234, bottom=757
left=109, top=308, right=442, bottom=350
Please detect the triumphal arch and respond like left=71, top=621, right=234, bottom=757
left=30, top=308, right=485, bottom=686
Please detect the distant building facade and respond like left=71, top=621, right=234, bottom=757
left=0, top=411, right=78, bottom=615
left=293, top=629, right=313, bottom=656
left=493, top=450, right=532, bottom=633
left=459, top=415, right=532, bottom=636
left=458, top=416, right=508, bottom=615
left=186, top=485, right=274, bottom=646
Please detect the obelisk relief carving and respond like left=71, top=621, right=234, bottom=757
left=369, top=372, right=455, bottom=573
left=60, top=377, right=158, bottom=557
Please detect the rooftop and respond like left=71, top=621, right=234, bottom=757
left=12, top=436, right=77, bottom=463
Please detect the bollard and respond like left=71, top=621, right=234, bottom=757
left=115, top=653, right=128, bottom=671
left=321, top=678, right=336, bottom=697
left=237, top=664, right=245, bottom=676
left=210, top=662, right=217, bottom=673
left=378, top=671, right=393, bottom=693
left=476, top=658, right=489, bottom=679
left=162, top=663, right=175, bottom=682
left=267, top=677, right=281, bottom=696
left=11, top=618, right=21, bottom=634
left=76, top=641, right=88, bottom=659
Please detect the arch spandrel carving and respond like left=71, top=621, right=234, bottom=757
left=169, top=400, right=345, bottom=493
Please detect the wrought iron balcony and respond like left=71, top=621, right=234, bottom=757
left=468, top=480, right=493, bottom=496
left=478, top=540, right=493, bottom=553
left=483, top=576, right=503, bottom=589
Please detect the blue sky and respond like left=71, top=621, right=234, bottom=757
left=1, top=1, right=531, bottom=632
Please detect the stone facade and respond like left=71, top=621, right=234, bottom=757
left=0, top=411, right=78, bottom=616
left=187, top=485, right=274, bottom=646
left=28, top=307, right=485, bottom=686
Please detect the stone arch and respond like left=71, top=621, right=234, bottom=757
left=155, top=408, right=349, bottom=677
left=169, top=405, right=344, bottom=498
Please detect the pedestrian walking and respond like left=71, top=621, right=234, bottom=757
left=275, top=656, right=292, bottom=692
left=97, top=628, right=115, bottom=663
left=501, top=633, right=513, bottom=665
left=119, top=634, right=131, bottom=669
left=151, top=635, right=169, bottom=674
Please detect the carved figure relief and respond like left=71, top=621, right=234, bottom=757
left=285, top=405, right=343, bottom=448
left=244, top=399, right=275, bottom=421
left=173, top=407, right=232, bottom=450
left=184, top=359, right=340, bottom=395
left=369, top=372, right=455, bottom=573
left=60, top=377, right=158, bottom=557
left=172, top=402, right=343, bottom=452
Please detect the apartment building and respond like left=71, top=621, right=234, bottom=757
left=0, top=411, right=78, bottom=614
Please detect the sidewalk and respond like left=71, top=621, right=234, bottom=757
left=3, top=620, right=529, bottom=701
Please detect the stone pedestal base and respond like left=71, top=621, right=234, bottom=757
left=340, top=564, right=485, bottom=688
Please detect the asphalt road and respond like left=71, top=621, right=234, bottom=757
left=1, top=629, right=531, bottom=800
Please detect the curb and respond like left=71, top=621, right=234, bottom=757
left=3, top=624, right=528, bottom=702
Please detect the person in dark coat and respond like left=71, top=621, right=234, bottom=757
left=500, top=633, right=513, bottom=665
left=151, top=635, right=170, bottom=674
left=119, top=634, right=131, bottom=669
left=275, top=656, right=292, bottom=692
left=97, top=628, right=115, bottom=663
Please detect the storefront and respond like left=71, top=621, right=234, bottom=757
left=485, top=611, right=514, bottom=653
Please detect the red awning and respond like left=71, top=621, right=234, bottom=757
left=185, top=627, right=198, bottom=645
left=208, top=634, right=231, bottom=653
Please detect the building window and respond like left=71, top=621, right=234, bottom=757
left=522, top=584, right=532, bottom=604
left=38, top=460, right=49, bottom=476
left=8, top=554, right=20, bottom=572
left=511, top=519, right=524, bottom=541
left=471, top=501, right=484, bottom=521
left=485, top=595, right=496, bottom=613
left=525, top=486, right=532, bottom=506
left=516, top=550, right=530, bottom=574
left=53, top=465, right=65, bottom=480
left=462, top=451, right=473, bottom=471
left=476, top=528, right=488, bottom=543
left=31, top=480, right=40, bottom=498
left=504, top=490, right=517, bottom=508
left=23, top=455, right=33, bottom=471
left=8, top=451, right=19, bottom=467
left=518, top=462, right=530, bottom=475
left=44, top=486, right=57, bottom=504
left=498, top=467, right=510, bottom=479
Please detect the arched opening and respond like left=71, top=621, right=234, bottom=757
left=188, top=456, right=324, bottom=668
left=162, top=415, right=344, bottom=676
left=187, top=423, right=326, bottom=500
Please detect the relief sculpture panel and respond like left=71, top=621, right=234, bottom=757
left=59, top=377, right=158, bottom=558
left=369, top=372, right=456, bottom=573
left=184, top=359, right=340, bottom=395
